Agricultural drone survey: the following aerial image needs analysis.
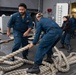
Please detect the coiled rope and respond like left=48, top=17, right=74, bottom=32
left=0, top=45, right=76, bottom=75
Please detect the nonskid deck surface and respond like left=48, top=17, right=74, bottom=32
left=0, top=33, right=76, bottom=75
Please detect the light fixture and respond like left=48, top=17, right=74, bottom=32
left=72, top=8, right=76, bottom=12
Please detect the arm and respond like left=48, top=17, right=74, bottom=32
left=7, top=27, right=11, bottom=37
left=23, top=28, right=32, bottom=37
left=28, top=22, right=42, bottom=48
left=41, top=31, right=46, bottom=38
left=23, top=16, right=33, bottom=37
left=32, top=22, right=42, bottom=45
left=7, top=15, right=15, bottom=37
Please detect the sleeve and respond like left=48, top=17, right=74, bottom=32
left=33, top=22, right=42, bottom=45
left=63, top=22, right=70, bottom=31
left=7, top=15, right=15, bottom=28
left=40, top=32, right=46, bottom=38
left=28, top=16, right=33, bottom=29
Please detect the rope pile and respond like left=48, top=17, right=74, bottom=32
left=0, top=45, right=76, bottom=75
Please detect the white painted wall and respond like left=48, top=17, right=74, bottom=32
left=56, top=3, right=68, bottom=27
left=0, top=0, right=38, bottom=9
left=0, top=16, right=10, bottom=33
left=43, top=0, right=76, bottom=18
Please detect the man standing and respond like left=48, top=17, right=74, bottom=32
left=7, top=3, right=33, bottom=61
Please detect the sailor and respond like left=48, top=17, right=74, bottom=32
left=27, top=13, right=62, bottom=74
left=7, top=3, right=33, bottom=61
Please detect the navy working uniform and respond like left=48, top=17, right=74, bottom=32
left=32, top=17, right=62, bottom=65
left=69, top=17, right=76, bottom=37
left=60, top=20, right=72, bottom=51
left=7, top=12, right=33, bottom=59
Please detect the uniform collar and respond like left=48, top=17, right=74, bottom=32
left=40, top=17, right=44, bottom=21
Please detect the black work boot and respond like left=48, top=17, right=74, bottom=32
left=27, top=64, right=40, bottom=74
left=45, top=56, right=54, bottom=64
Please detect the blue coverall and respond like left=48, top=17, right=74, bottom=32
left=7, top=12, right=33, bottom=58
left=60, top=21, right=71, bottom=45
left=69, top=17, right=76, bottom=36
left=32, top=17, right=62, bottom=65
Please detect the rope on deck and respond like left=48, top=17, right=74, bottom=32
left=0, top=45, right=76, bottom=75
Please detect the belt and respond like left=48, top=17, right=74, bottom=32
left=47, top=27, right=61, bottom=32
left=50, top=27, right=61, bottom=30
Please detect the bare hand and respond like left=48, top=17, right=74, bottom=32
left=7, top=32, right=11, bottom=37
left=28, top=43, right=34, bottom=48
left=23, top=32, right=28, bottom=37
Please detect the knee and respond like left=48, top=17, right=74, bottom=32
left=13, top=41, right=21, bottom=50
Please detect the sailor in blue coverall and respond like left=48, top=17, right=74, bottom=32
left=60, top=16, right=72, bottom=52
left=27, top=13, right=62, bottom=74
left=69, top=15, right=76, bottom=38
left=7, top=3, right=33, bottom=61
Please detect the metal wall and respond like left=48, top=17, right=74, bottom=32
left=0, top=0, right=38, bottom=9
left=43, top=0, right=76, bottom=18
left=0, top=0, right=39, bottom=16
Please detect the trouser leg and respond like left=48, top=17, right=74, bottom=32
left=60, top=33, right=66, bottom=45
left=46, top=36, right=60, bottom=63
left=64, top=33, right=72, bottom=51
left=12, top=35, right=22, bottom=61
left=22, top=37, right=29, bottom=59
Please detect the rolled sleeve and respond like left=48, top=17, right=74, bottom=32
left=7, top=15, right=15, bottom=28
left=33, top=22, right=42, bottom=45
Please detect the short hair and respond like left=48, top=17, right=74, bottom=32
left=36, top=12, right=43, bottom=18
left=18, top=3, right=27, bottom=9
left=63, top=16, right=69, bottom=20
